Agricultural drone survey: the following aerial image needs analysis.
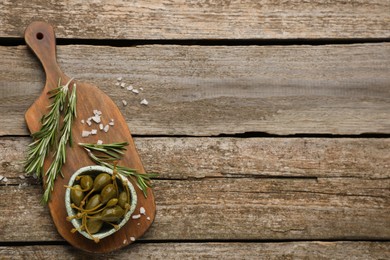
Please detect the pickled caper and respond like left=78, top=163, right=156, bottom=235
left=100, top=184, right=117, bottom=204
left=118, top=191, right=128, bottom=209
left=70, top=184, right=84, bottom=207
left=93, top=173, right=112, bottom=192
left=86, top=218, right=104, bottom=234
left=80, top=175, right=93, bottom=191
left=106, top=198, right=118, bottom=207
left=86, top=194, right=101, bottom=211
left=100, top=205, right=125, bottom=222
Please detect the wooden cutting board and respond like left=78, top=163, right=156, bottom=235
left=24, top=21, right=156, bottom=253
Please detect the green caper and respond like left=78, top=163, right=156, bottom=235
left=100, top=184, right=117, bottom=204
left=70, top=184, right=84, bottom=207
left=100, top=205, right=125, bottom=222
left=80, top=175, right=93, bottom=191
left=86, top=218, right=104, bottom=234
left=93, top=173, right=112, bottom=192
left=118, top=191, right=128, bottom=209
left=106, top=198, right=118, bottom=207
left=86, top=194, right=101, bottom=210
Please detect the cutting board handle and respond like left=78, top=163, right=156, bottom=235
left=24, top=21, right=64, bottom=85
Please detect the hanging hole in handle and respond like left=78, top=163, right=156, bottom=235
left=36, top=32, right=44, bottom=40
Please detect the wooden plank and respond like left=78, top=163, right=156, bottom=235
left=2, top=137, right=390, bottom=180
left=0, top=178, right=389, bottom=241
left=1, top=44, right=389, bottom=136
left=1, top=242, right=389, bottom=259
left=0, top=137, right=389, bottom=241
left=0, top=1, right=389, bottom=40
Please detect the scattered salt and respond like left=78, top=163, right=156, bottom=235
left=140, top=207, right=146, bottom=215
left=0, top=175, right=3, bottom=181
left=110, top=119, right=114, bottom=122
left=117, top=77, right=122, bottom=81
left=123, top=239, right=127, bottom=244
left=82, top=131, right=91, bottom=137
left=140, top=87, right=143, bottom=91
left=132, top=214, right=141, bottom=219
left=122, top=100, right=128, bottom=106
left=140, top=99, right=149, bottom=105
left=109, top=121, right=115, bottom=126
left=91, top=129, right=97, bottom=135
left=126, top=85, right=133, bottom=91
left=86, top=119, right=92, bottom=126
left=97, top=140, right=103, bottom=145
left=130, top=237, right=135, bottom=241
left=103, top=125, right=110, bottom=133
left=3, top=177, right=8, bottom=182
left=81, top=119, right=85, bottom=124
left=132, top=89, right=139, bottom=94
left=137, top=223, right=140, bottom=226
left=19, top=175, right=25, bottom=180
left=115, top=82, right=120, bottom=86
left=147, top=217, right=151, bottom=221
left=120, top=83, right=126, bottom=88
left=92, top=115, right=101, bottom=123
left=99, top=123, right=104, bottom=130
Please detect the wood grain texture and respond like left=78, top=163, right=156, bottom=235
left=1, top=43, right=389, bottom=136
left=1, top=0, right=389, bottom=40
left=1, top=175, right=389, bottom=241
left=1, top=137, right=389, bottom=241
left=1, top=242, right=389, bottom=259
left=2, top=137, right=390, bottom=180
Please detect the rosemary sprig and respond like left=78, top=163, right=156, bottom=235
left=24, top=78, right=77, bottom=203
left=42, top=83, right=77, bottom=202
left=78, top=142, right=158, bottom=197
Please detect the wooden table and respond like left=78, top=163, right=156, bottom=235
left=1, top=1, right=389, bottom=259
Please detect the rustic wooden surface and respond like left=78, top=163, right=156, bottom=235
left=1, top=0, right=389, bottom=40
left=0, top=0, right=389, bottom=259
left=1, top=44, right=389, bottom=136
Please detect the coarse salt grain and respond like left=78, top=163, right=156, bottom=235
left=81, top=119, right=85, bottom=124
left=104, top=125, right=110, bottom=133
left=130, top=237, right=135, bottom=241
left=122, top=100, right=128, bottom=106
left=92, top=115, right=101, bottom=123
left=120, top=83, right=126, bottom=88
left=132, top=214, right=141, bottom=219
left=19, top=175, right=25, bottom=180
left=117, top=77, right=122, bottom=81
left=99, top=123, right=104, bottom=130
left=126, top=85, right=133, bottom=91
left=123, top=239, right=127, bottom=244
left=0, top=175, right=3, bottom=181
left=91, top=129, right=97, bottom=135
left=86, top=119, right=92, bottom=126
left=140, top=99, right=149, bottom=105
left=111, top=118, right=114, bottom=122
left=147, top=217, right=151, bottom=221
left=109, top=121, right=115, bottom=126
left=140, top=207, right=146, bottom=215
left=3, top=177, right=8, bottom=182
left=132, top=89, right=139, bottom=94
left=82, top=131, right=91, bottom=137
left=97, top=140, right=103, bottom=145
left=115, top=82, right=120, bottom=86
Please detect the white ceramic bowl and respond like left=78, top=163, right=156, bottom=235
left=65, top=165, right=137, bottom=241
